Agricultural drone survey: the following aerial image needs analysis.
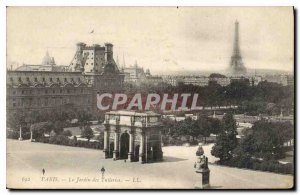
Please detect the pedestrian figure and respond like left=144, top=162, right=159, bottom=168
left=42, top=168, right=45, bottom=175
left=101, top=166, right=105, bottom=179
left=124, top=159, right=127, bottom=163
left=194, top=162, right=197, bottom=168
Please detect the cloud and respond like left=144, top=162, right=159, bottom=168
left=7, top=7, right=294, bottom=73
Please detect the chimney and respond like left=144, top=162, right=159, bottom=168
left=76, top=42, right=86, bottom=51
left=105, top=43, right=113, bottom=63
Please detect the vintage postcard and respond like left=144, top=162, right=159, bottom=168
left=6, top=7, right=294, bottom=189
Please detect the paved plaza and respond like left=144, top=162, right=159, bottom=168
left=6, top=139, right=293, bottom=189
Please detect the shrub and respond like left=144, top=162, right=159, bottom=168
left=68, top=139, right=77, bottom=147
left=219, top=156, right=294, bottom=175
left=61, top=130, right=72, bottom=137
left=81, top=126, right=94, bottom=141
left=7, top=130, right=19, bottom=139
left=35, top=134, right=105, bottom=151
left=189, top=140, right=199, bottom=146
left=35, top=136, right=50, bottom=143
left=49, top=135, right=69, bottom=145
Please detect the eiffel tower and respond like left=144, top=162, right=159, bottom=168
left=229, top=21, right=247, bottom=75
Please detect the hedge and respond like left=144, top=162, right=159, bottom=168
left=219, top=157, right=293, bottom=175
left=35, top=135, right=104, bottom=150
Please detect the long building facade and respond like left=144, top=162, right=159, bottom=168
left=7, top=42, right=124, bottom=116
left=122, top=61, right=163, bottom=86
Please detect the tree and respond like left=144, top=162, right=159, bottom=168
left=225, top=80, right=252, bottom=105
left=240, top=120, right=293, bottom=160
left=26, top=110, right=43, bottom=124
left=30, top=121, right=53, bottom=139
left=211, top=113, right=238, bottom=162
left=161, top=118, right=176, bottom=137
left=229, top=119, right=294, bottom=164
left=78, top=110, right=92, bottom=127
left=177, top=118, right=201, bottom=142
left=194, top=115, right=210, bottom=144
left=235, top=133, right=257, bottom=158
left=7, top=109, right=27, bottom=130
left=209, top=73, right=227, bottom=78
left=209, top=117, right=222, bottom=135
left=53, top=121, right=65, bottom=135
left=81, top=126, right=94, bottom=142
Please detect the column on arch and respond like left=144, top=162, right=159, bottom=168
left=113, top=131, right=120, bottom=160
left=103, top=123, right=110, bottom=159
left=139, top=131, right=145, bottom=163
left=128, top=128, right=135, bottom=162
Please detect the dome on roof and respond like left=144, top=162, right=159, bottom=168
left=42, top=51, right=56, bottom=65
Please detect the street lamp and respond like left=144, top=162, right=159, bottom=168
left=18, top=125, right=23, bottom=141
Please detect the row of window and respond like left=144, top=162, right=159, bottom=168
left=9, top=88, right=91, bottom=95
left=73, top=56, right=104, bottom=61
left=9, top=77, right=82, bottom=83
left=103, top=81, right=123, bottom=87
left=70, top=62, right=104, bottom=66
left=9, top=96, right=92, bottom=108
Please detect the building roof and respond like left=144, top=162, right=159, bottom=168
left=15, top=64, right=69, bottom=72
left=107, top=110, right=161, bottom=117
left=42, top=51, right=56, bottom=65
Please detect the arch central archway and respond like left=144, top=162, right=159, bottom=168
left=109, top=142, right=114, bottom=158
left=119, top=133, right=129, bottom=159
left=134, top=145, right=140, bottom=162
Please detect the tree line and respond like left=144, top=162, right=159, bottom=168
left=7, top=107, right=97, bottom=142
left=161, top=115, right=221, bottom=145
left=124, top=80, right=294, bottom=116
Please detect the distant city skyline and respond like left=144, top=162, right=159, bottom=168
left=7, top=7, right=294, bottom=74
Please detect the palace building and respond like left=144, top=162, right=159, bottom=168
left=103, top=111, right=163, bottom=163
left=121, top=61, right=163, bottom=86
left=6, top=42, right=125, bottom=115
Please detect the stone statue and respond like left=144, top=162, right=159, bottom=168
left=196, top=145, right=204, bottom=156
left=196, top=154, right=208, bottom=170
left=199, top=155, right=207, bottom=169
left=194, top=146, right=210, bottom=188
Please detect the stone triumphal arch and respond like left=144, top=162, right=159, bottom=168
left=103, top=111, right=163, bottom=163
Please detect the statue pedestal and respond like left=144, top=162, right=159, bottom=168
left=18, top=137, right=23, bottom=141
left=195, top=168, right=210, bottom=189
left=113, top=150, right=119, bottom=161
left=103, top=149, right=109, bottom=159
left=194, top=146, right=210, bottom=189
left=128, top=152, right=134, bottom=162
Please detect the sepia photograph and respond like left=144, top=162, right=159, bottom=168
left=5, top=6, right=294, bottom=189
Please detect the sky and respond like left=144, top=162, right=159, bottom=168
left=7, top=7, right=294, bottom=74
